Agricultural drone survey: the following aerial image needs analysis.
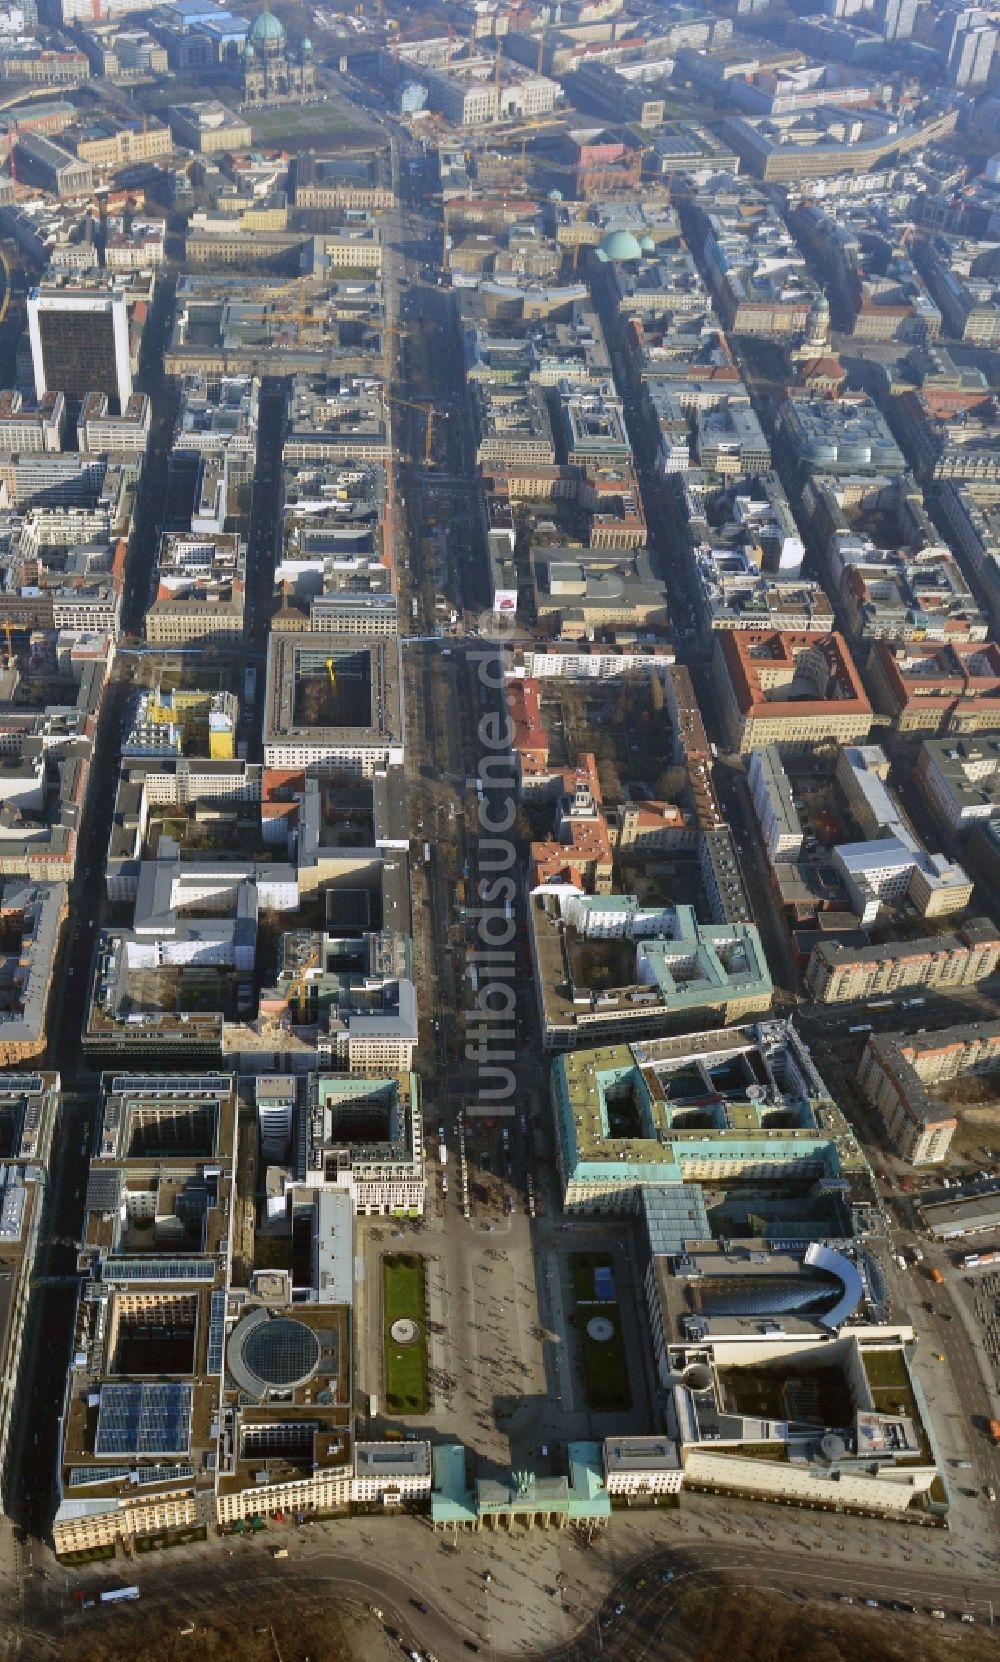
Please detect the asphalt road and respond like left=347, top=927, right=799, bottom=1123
left=48, top=1526, right=1000, bottom=1662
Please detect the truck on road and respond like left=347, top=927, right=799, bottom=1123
left=101, top=1586, right=140, bottom=1603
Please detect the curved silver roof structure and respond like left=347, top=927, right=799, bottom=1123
left=804, top=1241, right=864, bottom=1330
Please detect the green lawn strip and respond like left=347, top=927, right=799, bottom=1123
left=570, top=1253, right=631, bottom=1412
left=577, top=1301, right=632, bottom=1413
left=383, top=1253, right=429, bottom=1415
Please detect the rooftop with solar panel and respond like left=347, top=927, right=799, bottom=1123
left=78, top=1074, right=236, bottom=1264
left=55, top=1074, right=239, bottom=1530
left=213, top=1194, right=355, bottom=1514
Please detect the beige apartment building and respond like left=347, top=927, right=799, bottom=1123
left=806, top=918, right=1000, bottom=1003
left=857, top=1028, right=977, bottom=1164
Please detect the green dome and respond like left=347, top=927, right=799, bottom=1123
left=598, top=229, right=643, bottom=263
left=249, top=7, right=286, bottom=44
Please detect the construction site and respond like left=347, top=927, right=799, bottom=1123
left=292, top=651, right=373, bottom=732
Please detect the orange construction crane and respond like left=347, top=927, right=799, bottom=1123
left=391, top=394, right=447, bottom=466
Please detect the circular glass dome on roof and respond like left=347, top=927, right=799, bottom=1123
left=237, top=1315, right=320, bottom=1391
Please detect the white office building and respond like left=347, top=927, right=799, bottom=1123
left=27, top=287, right=132, bottom=408
left=748, top=745, right=802, bottom=862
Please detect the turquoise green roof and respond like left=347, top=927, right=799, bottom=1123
left=430, top=1444, right=611, bottom=1526
left=249, top=7, right=285, bottom=43
left=598, top=229, right=643, bottom=262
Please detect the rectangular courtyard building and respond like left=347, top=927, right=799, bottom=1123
left=713, top=628, right=873, bottom=756
left=52, top=1073, right=238, bottom=1558
left=550, top=1019, right=866, bottom=1212
left=264, top=633, right=403, bottom=775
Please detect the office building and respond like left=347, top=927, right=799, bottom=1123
left=257, top=1072, right=425, bottom=1216
left=263, top=634, right=404, bottom=775
left=529, top=892, right=772, bottom=1051
left=550, top=1020, right=861, bottom=1212
left=0, top=390, right=65, bottom=453
left=831, top=745, right=973, bottom=922
left=868, top=641, right=1000, bottom=736
left=27, top=287, right=132, bottom=408
left=260, top=922, right=417, bottom=1074
left=713, top=630, right=872, bottom=756
left=748, top=746, right=803, bottom=862
left=779, top=396, right=905, bottom=478
left=145, top=531, right=246, bottom=648
left=917, top=734, right=1000, bottom=831
left=948, top=14, right=996, bottom=88
left=876, top=0, right=916, bottom=40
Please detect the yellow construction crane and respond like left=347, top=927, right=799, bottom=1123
left=260, top=275, right=313, bottom=337
left=0, top=246, right=13, bottom=328
left=288, top=941, right=320, bottom=1025
left=391, top=395, right=447, bottom=466
left=326, top=658, right=337, bottom=691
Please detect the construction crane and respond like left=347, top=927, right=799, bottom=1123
left=287, top=940, right=320, bottom=1025
left=326, top=658, right=337, bottom=691
left=391, top=395, right=447, bottom=466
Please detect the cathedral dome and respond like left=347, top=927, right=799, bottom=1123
left=248, top=7, right=286, bottom=46
left=596, top=229, right=643, bottom=263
